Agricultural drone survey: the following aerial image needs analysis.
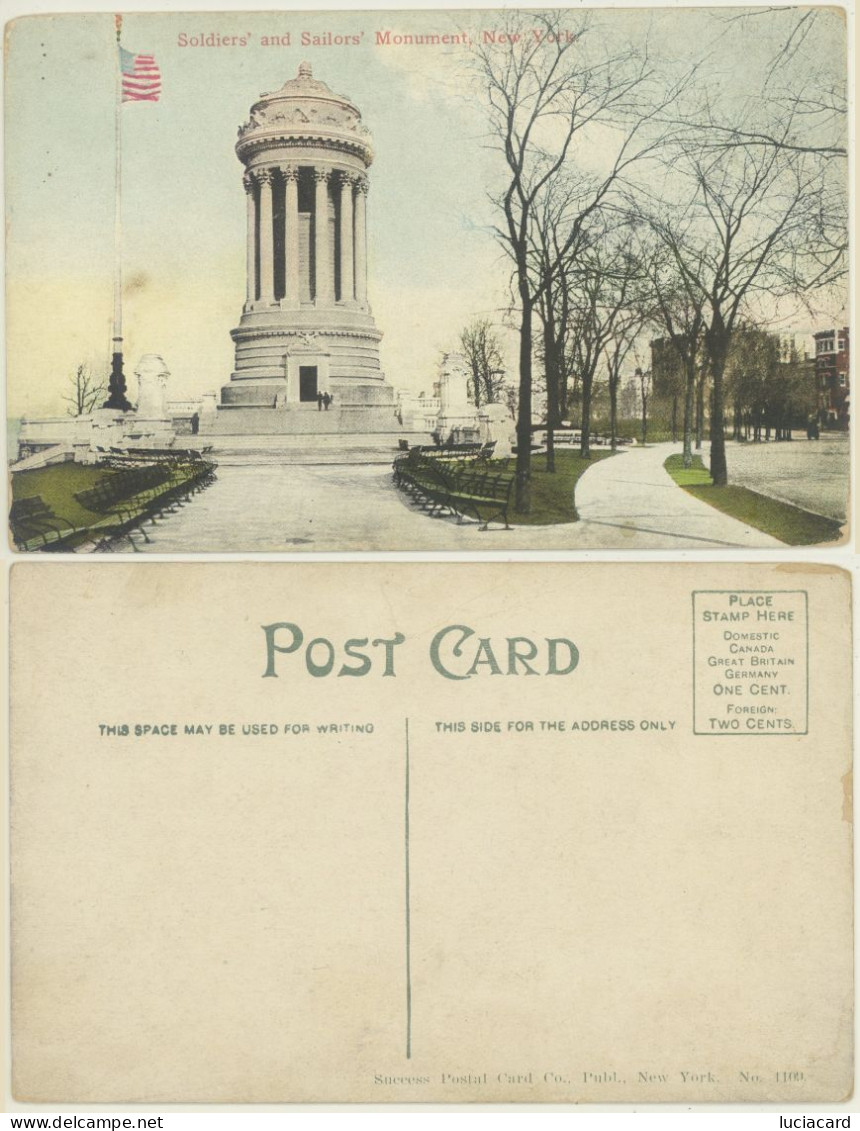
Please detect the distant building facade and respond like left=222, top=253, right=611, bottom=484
left=814, top=327, right=850, bottom=429
left=650, top=336, right=687, bottom=398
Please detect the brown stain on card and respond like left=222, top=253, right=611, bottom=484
left=774, top=562, right=848, bottom=578
left=125, top=272, right=149, bottom=294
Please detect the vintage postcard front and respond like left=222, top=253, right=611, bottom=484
left=10, top=561, right=852, bottom=1103
left=5, top=8, right=850, bottom=552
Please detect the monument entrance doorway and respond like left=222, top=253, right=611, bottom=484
left=300, top=366, right=319, bottom=402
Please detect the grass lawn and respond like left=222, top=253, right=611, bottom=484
left=11, top=462, right=118, bottom=528
left=664, top=454, right=843, bottom=546
left=509, top=449, right=615, bottom=525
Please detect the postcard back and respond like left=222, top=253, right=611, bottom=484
left=9, top=561, right=853, bottom=1103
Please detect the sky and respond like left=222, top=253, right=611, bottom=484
left=5, top=7, right=849, bottom=417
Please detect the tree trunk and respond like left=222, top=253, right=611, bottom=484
left=471, top=360, right=482, bottom=409
left=579, top=373, right=594, bottom=459
left=514, top=295, right=533, bottom=513
left=609, top=374, right=618, bottom=452
left=671, top=395, right=678, bottom=443
left=544, top=318, right=560, bottom=474
left=682, top=364, right=695, bottom=469
left=695, top=370, right=705, bottom=450
left=568, top=372, right=579, bottom=422
left=709, top=341, right=728, bottom=486
left=560, top=365, right=571, bottom=422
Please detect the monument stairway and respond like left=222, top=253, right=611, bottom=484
left=208, top=430, right=435, bottom=465
left=10, top=443, right=74, bottom=472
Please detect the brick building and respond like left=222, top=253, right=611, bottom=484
left=814, top=327, right=850, bottom=429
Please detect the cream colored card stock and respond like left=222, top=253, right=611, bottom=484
left=10, top=562, right=853, bottom=1103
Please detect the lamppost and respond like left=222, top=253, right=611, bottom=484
left=636, top=367, right=651, bottom=446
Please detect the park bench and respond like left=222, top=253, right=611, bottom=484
left=543, top=430, right=580, bottom=446
left=400, top=441, right=484, bottom=459
left=73, top=462, right=203, bottom=547
left=446, top=467, right=513, bottom=529
left=430, top=442, right=483, bottom=459
left=168, top=455, right=217, bottom=498
left=538, top=429, right=635, bottom=449
left=394, top=450, right=453, bottom=513
left=75, top=465, right=172, bottom=523
left=9, top=496, right=79, bottom=551
left=393, top=450, right=513, bottom=530
left=11, top=456, right=218, bottom=552
left=122, top=445, right=214, bottom=461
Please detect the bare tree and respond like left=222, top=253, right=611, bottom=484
left=725, top=327, right=781, bottom=442
left=604, top=305, right=648, bottom=452
left=532, top=184, right=586, bottom=472
left=639, top=235, right=707, bottom=467
left=725, top=329, right=816, bottom=443
left=686, top=9, right=847, bottom=161
left=645, top=128, right=844, bottom=484
left=474, top=9, right=675, bottom=511
left=564, top=228, right=647, bottom=458
left=460, top=319, right=506, bottom=408
left=533, top=192, right=648, bottom=465
left=63, top=364, right=105, bottom=417
left=475, top=7, right=845, bottom=494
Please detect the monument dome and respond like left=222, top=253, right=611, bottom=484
left=219, top=62, right=394, bottom=422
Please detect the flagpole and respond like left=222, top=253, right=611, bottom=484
left=114, top=13, right=122, bottom=355
left=104, top=11, right=131, bottom=411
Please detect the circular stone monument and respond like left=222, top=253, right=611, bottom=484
left=221, top=62, right=394, bottom=419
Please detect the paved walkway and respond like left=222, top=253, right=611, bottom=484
left=574, top=442, right=785, bottom=549
left=128, top=442, right=784, bottom=553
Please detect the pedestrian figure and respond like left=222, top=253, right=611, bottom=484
left=317, top=392, right=323, bottom=411
left=323, top=392, right=331, bottom=411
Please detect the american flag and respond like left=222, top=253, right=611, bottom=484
left=120, top=45, right=161, bottom=102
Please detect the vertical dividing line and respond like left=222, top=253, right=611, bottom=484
left=405, top=717, right=412, bottom=1059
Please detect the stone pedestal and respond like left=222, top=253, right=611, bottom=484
left=83, top=409, right=128, bottom=462
left=134, top=354, right=171, bottom=423
left=436, top=353, right=480, bottom=443
left=116, top=354, right=177, bottom=449
left=478, top=403, right=516, bottom=459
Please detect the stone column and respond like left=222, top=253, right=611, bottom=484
left=283, top=165, right=300, bottom=307
left=243, top=172, right=256, bottom=305
left=354, top=177, right=368, bottom=307
left=314, top=168, right=333, bottom=304
left=257, top=168, right=275, bottom=305
left=338, top=173, right=355, bottom=303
